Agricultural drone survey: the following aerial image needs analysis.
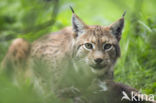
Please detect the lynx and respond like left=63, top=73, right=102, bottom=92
left=1, top=7, right=126, bottom=102
left=30, top=7, right=125, bottom=80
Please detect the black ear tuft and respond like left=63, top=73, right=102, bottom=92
left=69, top=6, right=75, bottom=13
left=122, top=10, right=127, bottom=17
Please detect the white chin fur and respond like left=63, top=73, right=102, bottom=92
left=91, top=67, right=106, bottom=76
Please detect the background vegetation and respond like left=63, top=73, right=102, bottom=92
left=0, top=0, right=156, bottom=102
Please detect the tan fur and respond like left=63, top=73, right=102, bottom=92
left=1, top=14, right=123, bottom=78
left=1, top=38, right=31, bottom=80
left=2, top=38, right=30, bottom=68
left=1, top=11, right=124, bottom=100
left=1, top=10, right=155, bottom=103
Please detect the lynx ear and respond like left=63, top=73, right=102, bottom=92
left=70, top=7, right=88, bottom=37
left=109, top=11, right=126, bottom=41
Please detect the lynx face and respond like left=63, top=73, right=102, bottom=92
left=71, top=12, right=124, bottom=73
left=75, top=26, right=119, bottom=70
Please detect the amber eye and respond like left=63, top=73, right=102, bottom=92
left=84, top=43, right=93, bottom=49
left=103, top=44, right=112, bottom=50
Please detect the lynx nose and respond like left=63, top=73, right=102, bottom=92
left=94, top=58, right=103, bottom=64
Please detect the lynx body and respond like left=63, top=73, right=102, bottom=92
left=1, top=8, right=125, bottom=101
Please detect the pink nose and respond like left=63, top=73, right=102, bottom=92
left=94, top=58, right=103, bottom=64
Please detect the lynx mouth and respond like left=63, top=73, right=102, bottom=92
left=91, top=65, right=104, bottom=70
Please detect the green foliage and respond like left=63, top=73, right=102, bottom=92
left=0, top=74, right=67, bottom=103
left=0, top=0, right=156, bottom=102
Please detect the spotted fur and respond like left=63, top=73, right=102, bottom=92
left=1, top=10, right=125, bottom=98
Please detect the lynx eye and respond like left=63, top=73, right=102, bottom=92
left=103, top=43, right=112, bottom=50
left=84, top=43, right=93, bottom=49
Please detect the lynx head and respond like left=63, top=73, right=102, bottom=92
left=71, top=7, right=125, bottom=75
